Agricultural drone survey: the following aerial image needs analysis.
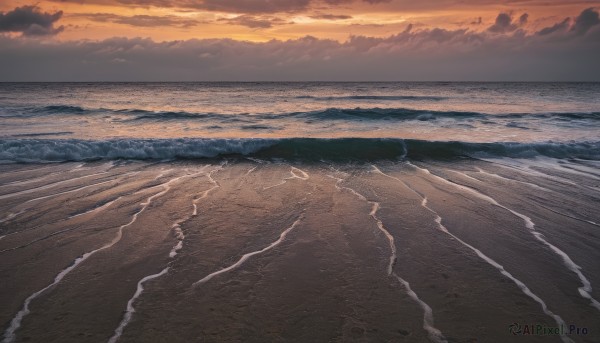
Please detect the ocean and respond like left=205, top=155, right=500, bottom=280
left=1, top=82, right=599, bottom=161
left=1, top=82, right=599, bottom=342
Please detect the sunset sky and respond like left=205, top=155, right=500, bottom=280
left=1, top=0, right=599, bottom=81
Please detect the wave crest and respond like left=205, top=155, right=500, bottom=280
left=9, top=105, right=600, bottom=122
left=0, top=138, right=598, bottom=163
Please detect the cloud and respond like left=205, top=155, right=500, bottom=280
left=0, top=12, right=598, bottom=81
left=487, top=12, right=528, bottom=33
left=519, top=13, right=529, bottom=26
left=537, top=18, right=570, bottom=35
left=310, top=14, right=353, bottom=20
left=198, top=0, right=390, bottom=14
left=536, top=8, right=600, bottom=36
left=198, top=0, right=311, bottom=14
left=0, top=5, right=64, bottom=36
left=323, top=0, right=390, bottom=4
left=570, top=7, right=600, bottom=35
left=72, top=13, right=203, bottom=28
left=218, top=15, right=288, bottom=28
left=45, top=0, right=396, bottom=14
left=471, top=17, right=482, bottom=25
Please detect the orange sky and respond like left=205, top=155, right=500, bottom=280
left=1, top=0, right=596, bottom=42
left=2, top=0, right=599, bottom=81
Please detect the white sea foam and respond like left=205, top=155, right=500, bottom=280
left=474, top=167, right=599, bottom=226
left=22, top=172, right=140, bottom=204
left=474, top=167, right=551, bottom=193
left=422, top=200, right=575, bottom=343
left=0, top=226, right=81, bottom=253
left=393, top=275, right=447, bottom=343
left=0, top=211, right=25, bottom=224
left=539, top=159, right=600, bottom=181
left=264, top=166, right=309, bottom=190
left=0, top=164, right=73, bottom=178
left=169, top=224, right=185, bottom=258
left=327, top=173, right=447, bottom=343
left=107, top=165, right=220, bottom=341
left=192, top=216, right=302, bottom=287
left=68, top=197, right=122, bottom=219
left=480, top=158, right=598, bottom=192
left=192, top=166, right=221, bottom=216
left=107, top=267, right=169, bottom=343
left=169, top=219, right=186, bottom=258
left=372, top=164, right=574, bottom=343
left=24, top=179, right=117, bottom=203
left=369, top=202, right=396, bottom=275
left=535, top=202, right=599, bottom=227
left=1, top=170, right=74, bottom=188
left=153, top=169, right=173, bottom=180
left=1, top=171, right=173, bottom=252
left=0, top=171, right=110, bottom=200
left=246, top=157, right=268, bottom=164
left=2, top=171, right=202, bottom=343
left=290, top=167, right=309, bottom=180
left=2, top=250, right=103, bottom=343
left=567, top=160, right=600, bottom=175
left=263, top=180, right=286, bottom=190
left=244, top=166, right=257, bottom=175
left=407, top=162, right=600, bottom=313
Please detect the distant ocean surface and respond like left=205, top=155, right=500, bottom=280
left=1, top=82, right=599, bottom=162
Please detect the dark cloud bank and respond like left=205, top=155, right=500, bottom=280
left=49, top=0, right=391, bottom=14
left=0, top=5, right=63, bottom=36
left=0, top=7, right=598, bottom=81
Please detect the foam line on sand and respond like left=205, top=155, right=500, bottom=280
left=371, top=165, right=575, bottom=343
left=1, top=171, right=203, bottom=343
left=107, top=268, right=169, bottom=343
left=0, top=171, right=110, bottom=200
left=68, top=197, right=122, bottom=219
left=327, top=173, right=447, bottom=343
left=264, top=166, right=309, bottom=190
left=23, top=175, right=134, bottom=204
left=192, top=216, right=302, bottom=287
left=430, top=165, right=600, bottom=313
left=479, top=158, right=598, bottom=193
left=0, top=164, right=84, bottom=188
left=474, top=167, right=599, bottom=227
left=108, top=166, right=221, bottom=342
left=192, top=166, right=220, bottom=216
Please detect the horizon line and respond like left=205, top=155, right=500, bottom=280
left=1, top=80, right=600, bottom=83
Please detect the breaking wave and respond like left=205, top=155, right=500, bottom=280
left=0, top=138, right=598, bottom=163
left=4, top=105, right=600, bottom=122
left=274, top=108, right=483, bottom=121
left=294, top=95, right=447, bottom=101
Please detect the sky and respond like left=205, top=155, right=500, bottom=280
left=0, top=0, right=599, bottom=81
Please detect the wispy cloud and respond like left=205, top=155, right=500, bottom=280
left=217, top=15, right=289, bottom=28
left=310, top=14, right=353, bottom=20
left=70, top=13, right=204, bottom=28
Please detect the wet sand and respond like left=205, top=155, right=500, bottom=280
left=1, top=158, right=599, bottom=342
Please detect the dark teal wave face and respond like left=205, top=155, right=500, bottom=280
left=255, top=139, right=600, bottom=161
left=1, top=138, right=599, bottom=163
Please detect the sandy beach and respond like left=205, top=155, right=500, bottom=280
left=1, top=157, right=599, bottom=342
